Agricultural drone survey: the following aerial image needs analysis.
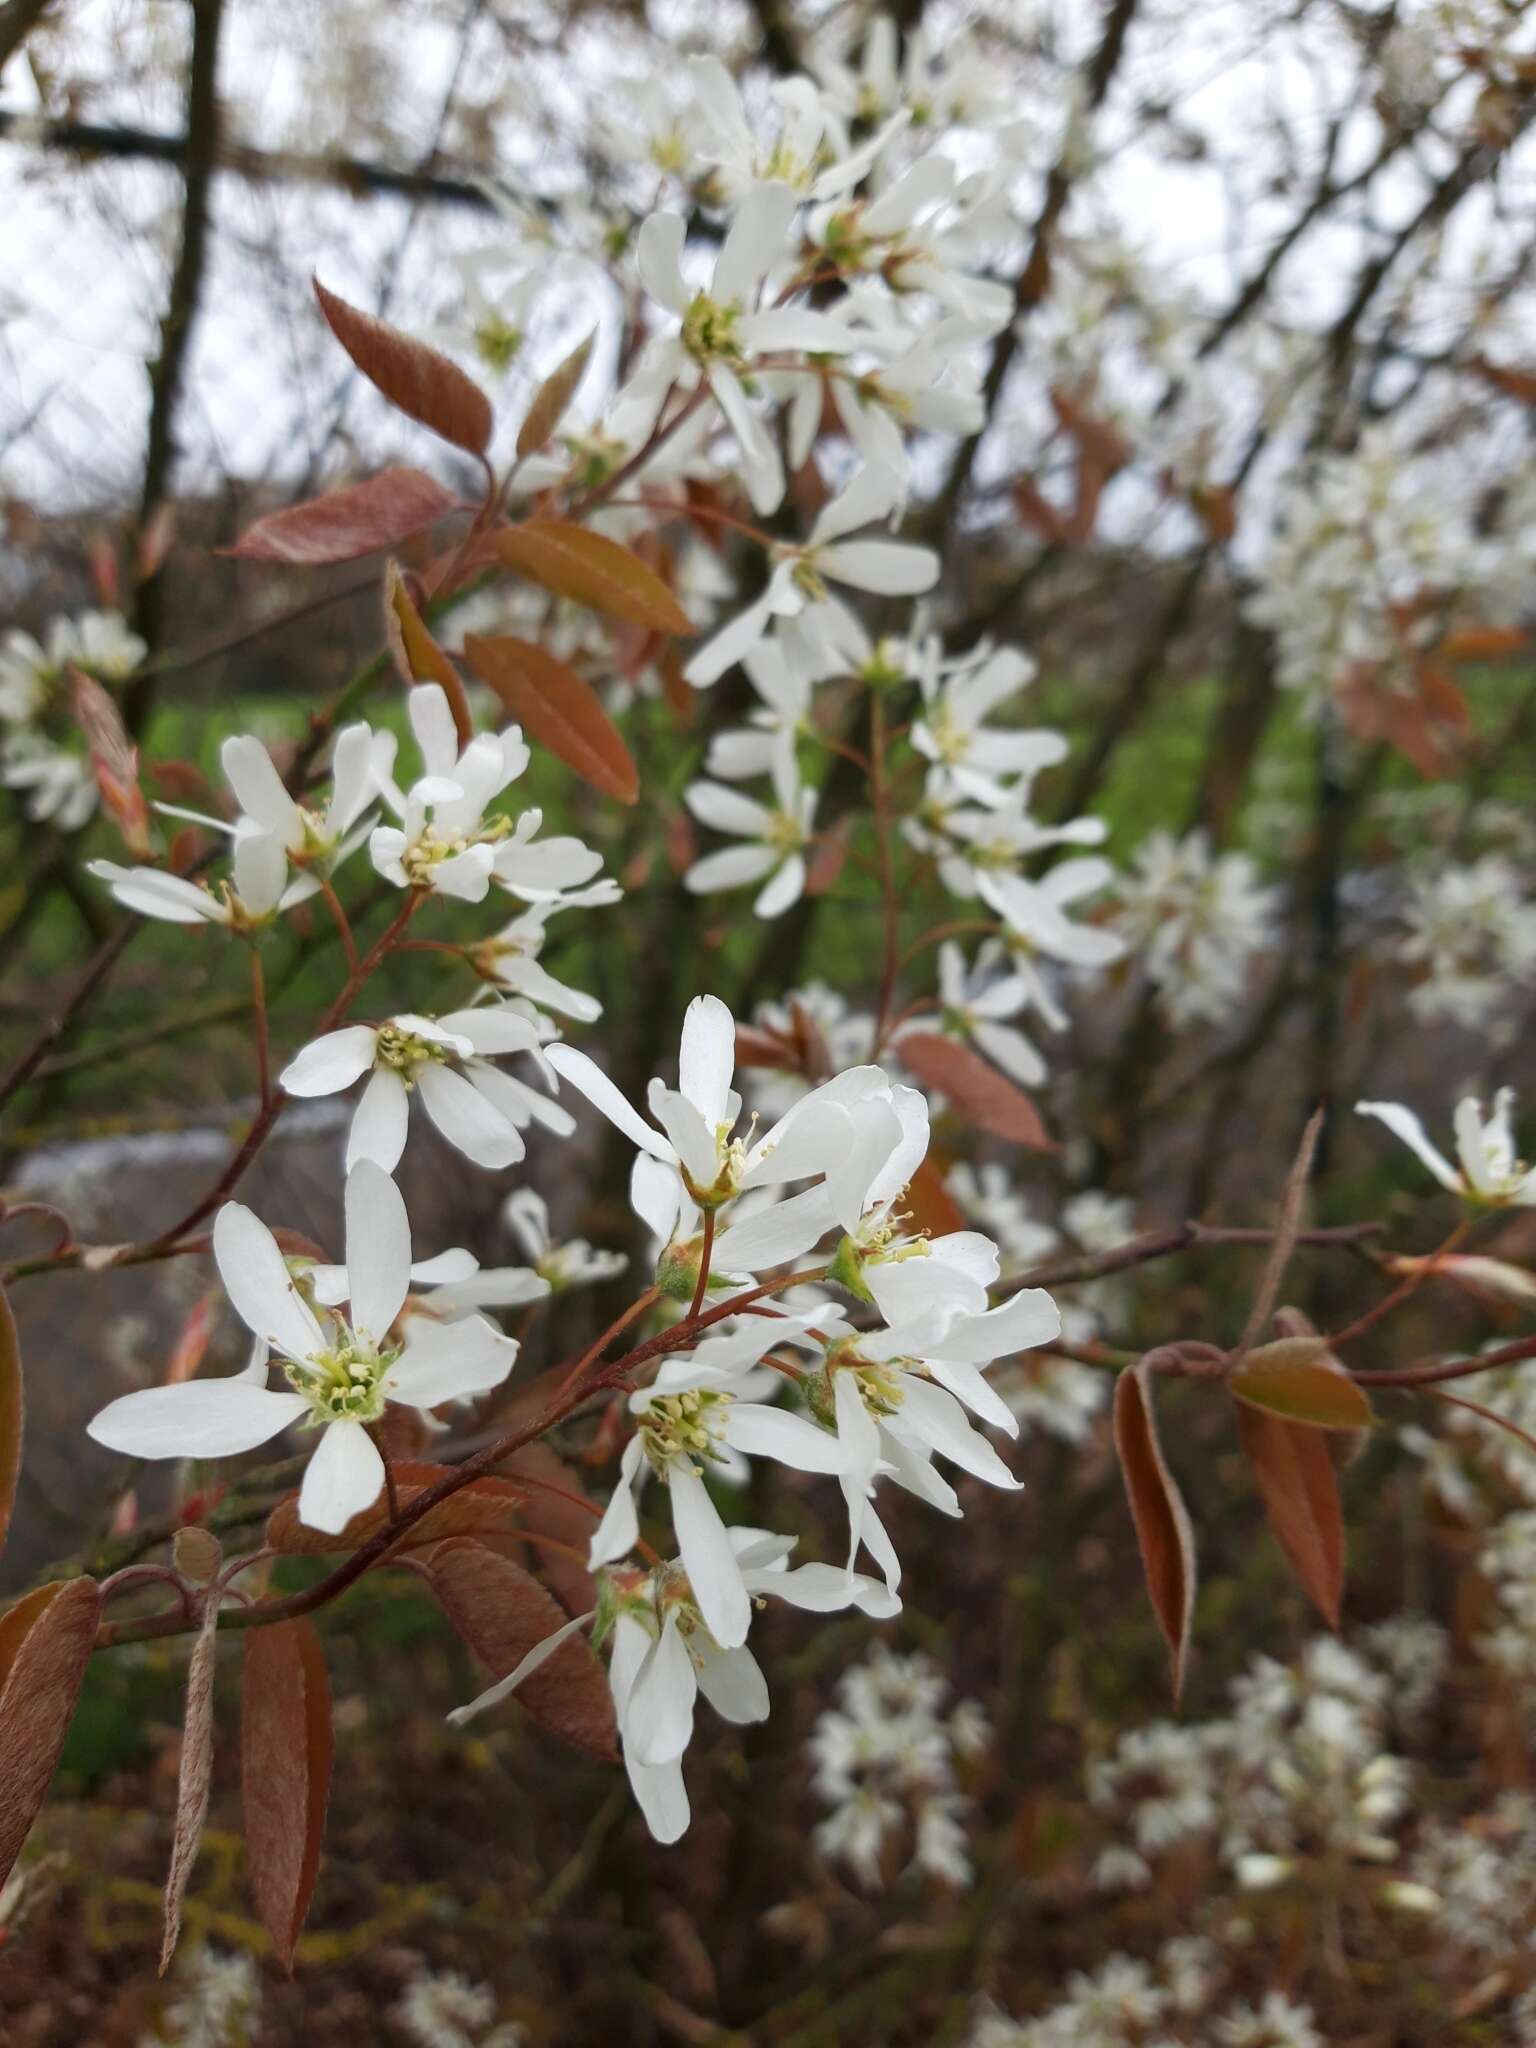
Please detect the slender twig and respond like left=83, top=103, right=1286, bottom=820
left=689, top=1211, right=716, bottom=1321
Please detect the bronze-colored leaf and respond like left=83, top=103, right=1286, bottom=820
left=160, top=1593, right=219, bottom=1973
left=0, top=1579, right=100, bottom=1890
left=0, top=1282, right=21, bottom=1562
left=465, top=632, right=638, bottom=804
left=424, top=1536, right=616, bottom=1761
left=903, top=1155, right=969, bottom=1241
left=498, top=1441, right=599, bottom=1617
left=1236, top=1401, right=1344, bottom=1628
left=1230, top=1336, right=1374, bottom=1431
left=243, top=1620, right=332, bottom=1973
left=384, top=561, right=474, bottom=749
left=265, top=1462, right=524, bottom=1557
left=1112, top=1362, right=1197, bottom=1699
left=496, top=521, right=694, bottom=635
left=896, top=1032, right=1054, bottom=1150
left=228, top=467, right=461, bottom=564
left=517, top=331, right=595, bottom=460
left=314, top=281, right=493, bottom=456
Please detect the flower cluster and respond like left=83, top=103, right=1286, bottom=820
left=1115, top=830, right=1278, bottom=1030
left=968, top=1943, right=1325, bottom=2048
left=0, top=605, right=145, bottom=828
left=809, top=1645, right=988, bottom=1887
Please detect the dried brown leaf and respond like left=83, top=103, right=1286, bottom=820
left=314, top=281, right=493, bottom=456
left=384, top=560, right=474, bottom=748
left=897, top=1032, right=1054, bottom=1150
left=1230, top=1337, right=1374, bottom=1431
left=264, top=1462, right=524, bottom=1557
left=465, top=632, right=638, bottom=804
left=242, top=1619, right=332, bottom=1973
left=1113, top=1362, right=1197, bottom=1699
left=160, top=1594, right=219, bottom=1973
left=424, top=1537, right=616, bottom=1760
left=0, top=1578, right=101, bottom=1891
left=1236, top=1401, right=1344, bottom=1628
left=517, top=331, right=595, bottom=459
left=228, top=467, right=461, bottom=565
left=0, top=1283, right=20, bottom=1562
left=496, top=521, right=694, bottom=635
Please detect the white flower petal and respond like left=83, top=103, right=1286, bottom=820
left=213, top=1201, right=326, bottom=1363
left=388, top=1313, right=519, bottom=1407
left=721, top=1402, right=850, bottom=1473
left=693, top=1640, right=769, bottom=1724
left=88, top=1379, right=305, bottom=1460
left=344, top=1159, right=411, bottom=1342
left=297, top=1418, right=386, bottom=1534
left=545, top=1044, right=675, bottom=1162
left=347, top=1067, right=411, bottom=1173
left=678, top=994, right=736, bottom=1127
left=670, top=1465, right=750, bottom=1647
left=416, top=1062, right=525, bottom=1168
left=280, top=1025, right=380, bottom=1098
left=626, top=1613, right=699, bottom=1765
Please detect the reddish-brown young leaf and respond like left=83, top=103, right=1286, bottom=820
left=0, top=1282, right=20, bottom=1562
left=896, top=1032, right=1054, bottom=1150
left=1012, top=475, right=1071, bottom=545
left=69, top=668, right=152, bottom=856
left=498, top=1441, right=599, bottom=1617
left=1236, top=1401, right=1344, bottom=1628
left=496, top=522, right=695, bottom=635
left=1230, top=1337, right=1374, bottom=1431
left=424, top=1536, right=616, bottom=1760
left=164, top=1294, right=215, bottom=1387
left=466, top=633, right=639, bottom=804
left=228, top=468, right=461, bottom=566
left=0, top=1578, right=100, bottom=1891
left=313, top=281, right=493, bottom=456
left=517, top=331, right=595, bottom=460
left=265, top=1462, right=525, bottom=1557
left=1113, top=1362, right=1197, bottom=1699
left=384, top=560, right=474, bottom=748
left=1440, top=622, right=1527, bottom=662
left=804, top=818, right=851, bottom=897
left=1471, top=354, right=1536, bottom=405
left=904, top=1155, right=968, bottom=1240
left=160, top=1593, right=219, bottom=1973
left=242, top=1619, right=332, bottom=1973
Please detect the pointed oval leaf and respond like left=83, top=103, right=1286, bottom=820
left=0, top=1282, right=20, bottom=1562
left=265, top=1462, right=524, bottom=1558
left=465, top=633, right=638, bottom=804
left=497, top=1442, right=598, bottom=1617
left=384, top=561, right=474, bottom=748
left=314, top=281, right=493, bottom=456
left=425, top=1536, right=616, bottom=1761
left=0, top=1577, right=101, bottom=1891
left=517, top=331, right=595, bottom=460
left=160, top=1594, right=220, bottom=1974
left=897, top=1032, right=1054, bottom=1150
left=243, top=1619, right=332, bottom=1973
left=1230, top=1338, right=1374, bottom=1431
left=496, top=522, right=694, bottom=635
left=1112, top=1363, right=1196, bottom=1700
left=228, top=468, right=461, bottom=565
left=1235, top=1402, right=1344, bottom=1629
